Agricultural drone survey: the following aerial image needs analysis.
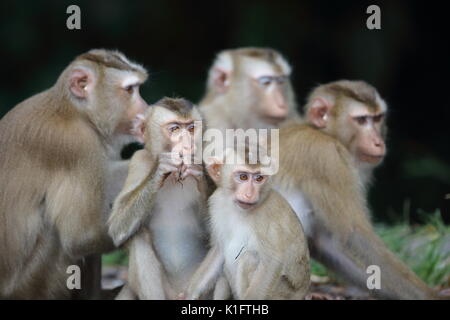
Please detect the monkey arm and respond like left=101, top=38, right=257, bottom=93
left=297, top=135, right=437, bottom=299
left=185, top=245, right=225, bottom=300
left=242, top=256, right=280, bottom=300
left=107, top=149, right=161, bottom=247
left=47, top=159, right=114, bottom=258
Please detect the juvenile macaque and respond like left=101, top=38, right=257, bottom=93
left=183, top=147, right=310, bottom=300
left=274, top=81, right=440, bottom=299
left=200, top=47, right=300, bottom=132
left=0, top=49, right=148, bottom=299
left=108, top=98, right=208, bottom=300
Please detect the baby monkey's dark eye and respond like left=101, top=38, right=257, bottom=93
left=239, top=173, right=249, bottom=181
left=187, top=124, right=195, bottom=133
left=254, top=175, right=265, bottom=183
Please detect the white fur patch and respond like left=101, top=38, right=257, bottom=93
left=348, top=102, right=375, bottom=117
left=375, top=92, right=388, bottom=113
left=213, top=52, right=233, bottom=73
left=209, top=189, right=257, bottom=290
left=274, top=185, right=314, bottom=238
left=121, top=73, right=141, bottom=88
left=241, top=57, right=282, bottom=78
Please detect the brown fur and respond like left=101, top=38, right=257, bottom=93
left=185, top=156, right=310, bottom=300
left=274, top=123, right=439, bottom=299
left=108, top=99, right=208, bottom=299
left=200, top=47, right=301, bottom=131
left=0, top=49, right=147, bottom=299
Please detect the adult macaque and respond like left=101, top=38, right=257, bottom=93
left=0, top=49, right=148, bottom=299
left=304, top=80, right=387, bottom=186
left=108, top=98, right=208, bottom=300
left=183, top=147, right=310, bottom=300
left=275, top=81, right=440, bottom=299
left=200, top=47, right=300, bottom=131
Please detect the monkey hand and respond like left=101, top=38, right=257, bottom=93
left=158, top=152, right=183, bottom=177
left=180, top=163, right=203, bottom=181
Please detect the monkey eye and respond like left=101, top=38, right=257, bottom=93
left=373, top=114, right=384, bottom=123
left=124, top=85, right=136, bottom=95
left=257, top=76, right=273, bottom=87
left=187, top=123, right=195, bottom=133
left=354, top=116, right=368, bottom=125
left=275, top=75, right=288, bottom=85
left=253, top=174, right=265, bottom=183
left=168, top=124, right=181, bottom=133
left=236, top=173, right=249, bottom=182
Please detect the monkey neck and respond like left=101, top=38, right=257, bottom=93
left=355, top=160, right=375, bottom=189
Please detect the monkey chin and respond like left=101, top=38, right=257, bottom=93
left=261, top=114, right=287, bottom=125
left=235, top=199, right=258, bottom=211
left=358, top=153, right=384, bottom=165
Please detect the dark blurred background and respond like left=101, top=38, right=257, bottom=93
left=0, top=0, right=449, bottom=223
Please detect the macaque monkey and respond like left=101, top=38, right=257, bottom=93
left=199, top=49, right=440, bottom=299
left=183, top=147, right=310, bottom=300
left=108, top=98, right=208, bottom=300
left=274, top=81, right=440, bottom=299
left=0, top=49, right=148, bottom=299
left=199, top=47, right=300, bottom=132
left=304, top=80, right=387, bottom=186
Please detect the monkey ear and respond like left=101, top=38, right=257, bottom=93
left=211, top=68, right=230, bottom=93
left=69, top=68, right=95, bottom=99
left=307, top=97, right=332, bottom=129
left=206, top=157, right=223, bottom=183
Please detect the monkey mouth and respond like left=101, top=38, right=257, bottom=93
left=359, top=153, right=384, bottom=164
left=235, top=200, right=258, bottom=210
left=262, top=115, right=287, bottom=124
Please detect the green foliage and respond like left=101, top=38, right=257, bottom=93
left=102, top=249, right=128, bottom=266
left=377, top=210, right=450, bottom=287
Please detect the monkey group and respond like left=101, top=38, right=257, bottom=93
left=0, top=48, right=445, bottom=300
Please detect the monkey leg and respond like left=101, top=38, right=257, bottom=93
left=213, top=276, right=232, bottom=300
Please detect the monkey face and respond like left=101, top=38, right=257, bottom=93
left=231, top=169, right=268, bottom=210
left=163, top=120, right=197, bottom=158
left=252, top=74, right=290, bottom=123
left=114, top=78, right=148, bottom=137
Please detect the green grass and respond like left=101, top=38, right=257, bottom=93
left=103, top=210, right=450, bottom=288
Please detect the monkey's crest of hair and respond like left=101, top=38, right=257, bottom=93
left=154, top=97, right=195, bottom=119
left=208, top=47, right=292, bottom=88
left=307, top=79, right=381, bottom=112
left=75, top=49, right=147, bottom=75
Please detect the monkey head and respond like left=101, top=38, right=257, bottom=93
left=306, top=80, right=387, bottom=166
left=67, top=49, right=148, bottom=139
left=206, top=145, right=273, bottom=211
left=206, top=48, right=297, bottom=127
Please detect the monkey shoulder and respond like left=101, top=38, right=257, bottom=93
left=255, top=191, right=307, bottom=251
left=280, top=124, right=354, bottom=179
left=0, top=94, right=104, bottom=171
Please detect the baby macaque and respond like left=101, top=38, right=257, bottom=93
left=183, top=146, right=310, bottom=300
